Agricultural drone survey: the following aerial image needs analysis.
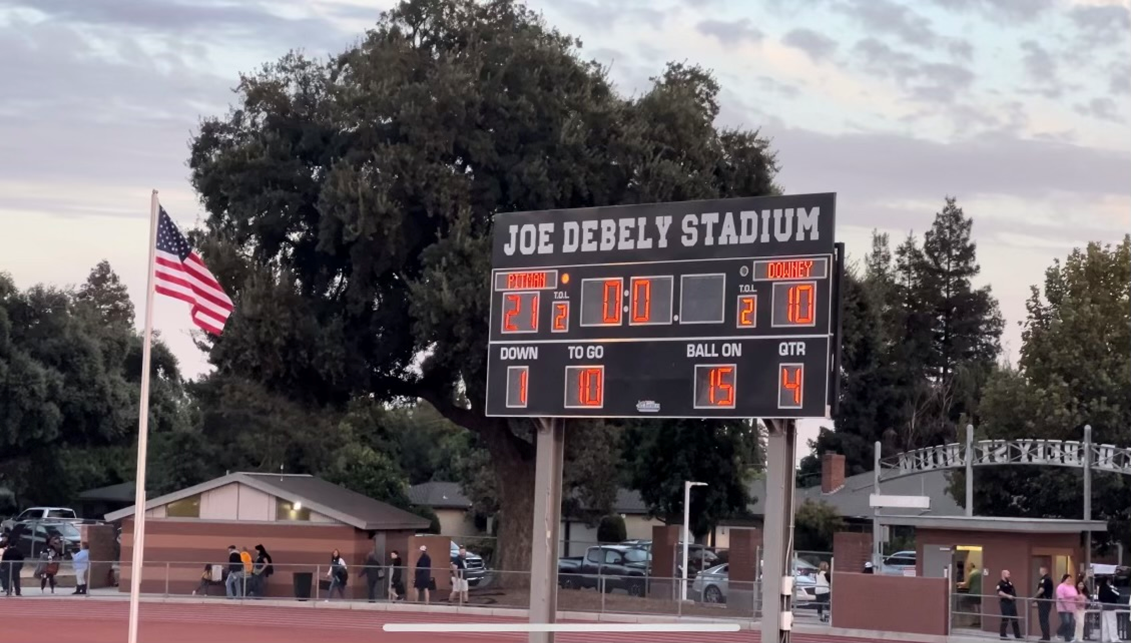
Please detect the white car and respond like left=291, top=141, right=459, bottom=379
left=692, top=561, right=818, bottom=605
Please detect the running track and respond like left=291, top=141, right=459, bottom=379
left=0, top=599, right=906, bottom=643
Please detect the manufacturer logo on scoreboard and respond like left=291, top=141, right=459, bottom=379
left=636, top=400, right=661, bottom=413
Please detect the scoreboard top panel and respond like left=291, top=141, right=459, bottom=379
left=484, top=193, right=841, bottom=420
left=492, top=193, right=836, bottom=268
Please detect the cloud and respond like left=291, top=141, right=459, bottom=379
left=781, top=28, right=838, bottom=62
left=1075, top=97, right=1124, bottom=123
left=927, top=0, right=1056, bottom=22
left=1069, top=4, right=1131, bottom=42
left=1018, top=40, right=1064, bottom=98
left=550, top=0, right=665, bottom=32
left=1111, top=62, right=1131, bottom=95
left=2, top=0, right=351, bottom=51
left=948, top=39, right=974, bottom=61
left=757, top=76, right=802, bottom=100
left=694, top=18, right=764, bottom=47
left=851, top=38, right=974, bottom=103
left=833, top=0, right=939, bottom=46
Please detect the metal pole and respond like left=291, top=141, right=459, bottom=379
left=682, top=481, right=691, bottom=603
left=965, top=424, right=974, bottom=517
left=127, top=190, right=161, bottom=643
left=873, top=440, right=883, bottom=568
left=761, top=419, right=797, bottom=643
left=1083, top=425, right=1092, bottom=579
left=529, top=418, right=565, bottom=643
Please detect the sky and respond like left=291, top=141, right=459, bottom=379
left=0, top=0, right=1127, bottom=453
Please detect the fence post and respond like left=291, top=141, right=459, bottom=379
left=164, top=562, right=170, bottom=597
left=315, top=565, right=321, bottom=602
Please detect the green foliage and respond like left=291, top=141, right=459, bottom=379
left=793, top=499, right=844, bottom=552
left=961, top=237, right=1131, bottom=549
left=186, top=0, right=779, bottom=571
left=0, top=263, right=191, bottom=507
left=597, top=514, right=627, bottom=543
left=323, top=443, right=411, bottom=509
left=624, top=419, right=763, bottom=536
left=802, top=199, right=1004, bottom=477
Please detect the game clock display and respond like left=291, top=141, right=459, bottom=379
left=485, top=193, right=842, bottom=419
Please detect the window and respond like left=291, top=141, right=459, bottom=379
left=165, top=494, right=201, bottom=518
left=586, top=548, right=602, bottom=563
left=275, top=499, right=311, bottom=521
left=624, top=549, right=649, bottom=564
left=603, top=550, right=623, bottom=565
left=45, top=509, right=74, bottom=519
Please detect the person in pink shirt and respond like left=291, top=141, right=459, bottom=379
left=1055, top=574, right=1079, bottom=642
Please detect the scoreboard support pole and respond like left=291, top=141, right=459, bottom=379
left=528, top=417, right=565, bottom=643
left=760, top=418, right=797, bottom=643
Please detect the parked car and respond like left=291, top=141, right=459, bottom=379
left=559, top=545, right=650, bottom=596
left=691, top=562, right=818, bottom=605
left=618, top=539, right=720, bottom=578
left=2, top=507, right=78, bottom=534
left=882, top=550, right=917, bottom=575
left=7, top=520, right=82, bottom=558
left=449, top=541, right=489, bottom=587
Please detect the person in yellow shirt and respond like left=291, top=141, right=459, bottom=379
left=240, top=547, right=253, bottom=575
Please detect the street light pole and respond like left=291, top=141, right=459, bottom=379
left=682, top=481, right=707, bottom=602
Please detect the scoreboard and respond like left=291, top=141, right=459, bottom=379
left=484, top=193, right=841, bottom=419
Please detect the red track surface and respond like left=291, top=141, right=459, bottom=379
left=0, top=598, right=898, bottom=643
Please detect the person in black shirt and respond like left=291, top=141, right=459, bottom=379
left=450, top=546, right=469, bottom=604
left=997, top=569, right=1022, bottom=640
left=1035, top=565, right=1055, bottom=641
left=225, top=545, right=244, bottom=598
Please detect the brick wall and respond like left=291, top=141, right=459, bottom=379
left=833, top=531, right=872, bottom=574
left=81, top=523, right=118, bottom=590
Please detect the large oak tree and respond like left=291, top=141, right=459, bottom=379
left=188, top=0, right=778, bottom=572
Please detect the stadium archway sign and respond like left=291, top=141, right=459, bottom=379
left=879, top=437, right=1131, bottom=482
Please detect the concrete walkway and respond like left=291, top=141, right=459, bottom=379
left=3, top=588, right=1038, bottom=642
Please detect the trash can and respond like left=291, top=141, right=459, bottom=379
left=293, top=572, right=313, bottom=601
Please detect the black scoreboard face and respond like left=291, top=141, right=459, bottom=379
left=484, top=193, right=840, bottom=419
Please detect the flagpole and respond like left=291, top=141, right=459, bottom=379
left=127, top=190, right=160, bottom=643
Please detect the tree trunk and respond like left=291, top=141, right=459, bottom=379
left=491, top=445, right=536, bottom=588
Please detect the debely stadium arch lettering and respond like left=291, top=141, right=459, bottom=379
left=879, top=437, right=1131, bottom=482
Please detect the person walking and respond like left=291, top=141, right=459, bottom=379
left=224, top=545, right=244, bottom=598
left=1035, top=565, right=1055, bottom=641
left=415, top=545, right=432, bottom=605
left=1056, top=574, right=1079, bottom=642
left=364, top=549, right=382, bottom=603
left=71, top=542, right=90, bottom=595
left=1, top=545, right=23, bottom=596
left=250, top=545, right=272, bottom=598
left=388, top=551, right=404, bottom=601
left=450, top=546, right=470, bottom=605
left=35, top=540, right=61, bottom=594
left=1098, top=577, right=1121, bottom=643
left=1073, top=579, right=1088, bottom=642
left=815, top=562, right=831, bottom=623
left=996, top=569, right=1022, bottom=640
left=326, top=549, right=348, bottom=601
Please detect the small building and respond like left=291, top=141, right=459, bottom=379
left=78, top=481, right=136, bottom=520
left=408, top=481, right=477, bottom=537
left=107, top=472, right=430, bottom=599
left=407, top=481, right=663, bottom=556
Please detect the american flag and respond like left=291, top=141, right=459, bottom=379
left=154, top=207, right=233, bottom=335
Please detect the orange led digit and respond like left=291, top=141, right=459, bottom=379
left=709, top=366, right=735, bottom=406
left=738, top=295, right=756, bottom=327
left=518, top=369, right=528, bottom=406
left=579, top=367, right=603, bottom=406
left=787, top=283, right=815, bottom=325
left=552, top=301, right=569, bottom=332
left=601, top=279, right=621, bottom=324
left=782, top=365, right=802, bottom=405
left=631, top=278, right=652, bottom=323
left=503, top=293, right=521, bottom=332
